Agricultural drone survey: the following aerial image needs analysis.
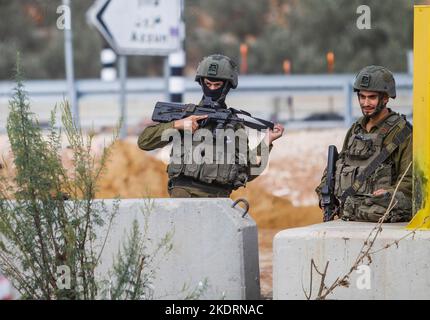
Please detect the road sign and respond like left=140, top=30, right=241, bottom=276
left=87, top=0, right=182, bottom=56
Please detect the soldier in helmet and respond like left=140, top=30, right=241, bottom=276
left=316, top=65, right=412, bottom=222
left=138, top=54, right=284, bottom=197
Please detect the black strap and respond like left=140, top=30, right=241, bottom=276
left=339, top=123, right=412, bottom=204
left=169, top=176, right=232, bottom=195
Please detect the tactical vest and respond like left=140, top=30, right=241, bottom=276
left=166, top=121, right=250, bottom=190
left=334, top=113, right=408, bottom=199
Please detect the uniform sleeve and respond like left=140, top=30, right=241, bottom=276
left=391, top=129, right=412, bottom=199
left=137, top=122, right=175, bottom=151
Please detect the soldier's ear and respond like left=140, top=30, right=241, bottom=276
left=382, top=93, right=389, bottom=105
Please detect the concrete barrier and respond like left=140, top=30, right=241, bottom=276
left=273, top=220, right=430, bottom=300
left=97, top=198, right=260, bottom=300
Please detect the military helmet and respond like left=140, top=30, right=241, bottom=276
left=353, top=65, right=396, bottom=99
left=195, top=54, right=238, bottom=89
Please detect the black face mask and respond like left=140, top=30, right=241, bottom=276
left=202, top=83, right=224, bottom=101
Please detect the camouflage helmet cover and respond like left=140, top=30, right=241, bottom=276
left=353, top=65, right=396, bottom=99
left=195, top=54, right=238, bottom=89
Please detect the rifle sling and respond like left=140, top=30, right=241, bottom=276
left=339, top=123, right=411, bottom=204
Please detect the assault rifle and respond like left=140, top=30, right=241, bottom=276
left=151, top=99, right=274, bottom=131
left=321, top=145, right=339, bottom=222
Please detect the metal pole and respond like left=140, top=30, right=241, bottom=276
left=62, top=0, right=79, bottom=128
left=168, top=50, right=185, bottom=102
left=165, top=0, right=185, bottom=103
left=407, top=5, right=430, bottom=230
left=119, top=55, right=127, bottom=139
left=101, top=43, right=117, bottom=81
left=343, top=81, right=353, bottom=127
left=407, top=50, right=413, bottom=75
left=164, top=57, right=170, bottom=101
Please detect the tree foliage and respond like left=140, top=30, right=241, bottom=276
left=0, top=0, right=428, bottom=78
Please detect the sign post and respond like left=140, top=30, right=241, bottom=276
left=87, top=0, right=182, bottom=138
left=62, top=0, right=79, bottom=129
left=407, top=5, right=430, bottom=230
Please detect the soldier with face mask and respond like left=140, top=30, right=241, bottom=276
left=138, top=54, right=284, bottom=197
left=316, top=65, right=413, bottom=222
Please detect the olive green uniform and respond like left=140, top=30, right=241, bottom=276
left=139, top=54, right=273, bottom=198
left=316, top=109, right=412, bottom=222
left=138, top=114, right=272, bottom=198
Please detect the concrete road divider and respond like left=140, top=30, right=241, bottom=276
left=273, top=220, right=430, bottom=300
left=97, top=198, right=260, bottom=300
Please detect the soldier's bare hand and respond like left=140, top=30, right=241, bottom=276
left=373, top=189, right=388, bottom=196
left=268, top=123, right=285, bottom=145
left=173, top=115, right=208, bottom=133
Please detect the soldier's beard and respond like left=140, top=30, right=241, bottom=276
left=361, top=94, right=386, bottom=120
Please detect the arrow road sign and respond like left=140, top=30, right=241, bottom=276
left=87, top=0, right=182, bottom=56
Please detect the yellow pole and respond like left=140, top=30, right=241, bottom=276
left=406, top=5, right=430, bottom=230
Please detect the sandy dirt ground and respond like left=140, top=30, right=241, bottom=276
left=0, top=127, right=347, bottom=299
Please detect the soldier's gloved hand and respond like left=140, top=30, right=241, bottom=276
left=173, top=115, right=208, bottom=133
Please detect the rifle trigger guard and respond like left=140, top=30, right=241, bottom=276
left=232, top=198, right=250, bottom=218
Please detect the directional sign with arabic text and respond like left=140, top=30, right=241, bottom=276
left=87, top=0, right=182, bottom=55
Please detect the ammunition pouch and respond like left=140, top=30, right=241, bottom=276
left=346, top=134, right=376, bottom=160
left=342, top=191, right=412, bottom=222
left=167, top=162, right=248, bottom=190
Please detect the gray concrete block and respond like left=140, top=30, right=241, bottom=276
left=97, top=198, right=260, bottom=300
left=273, top=220, right=430, bottom=300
